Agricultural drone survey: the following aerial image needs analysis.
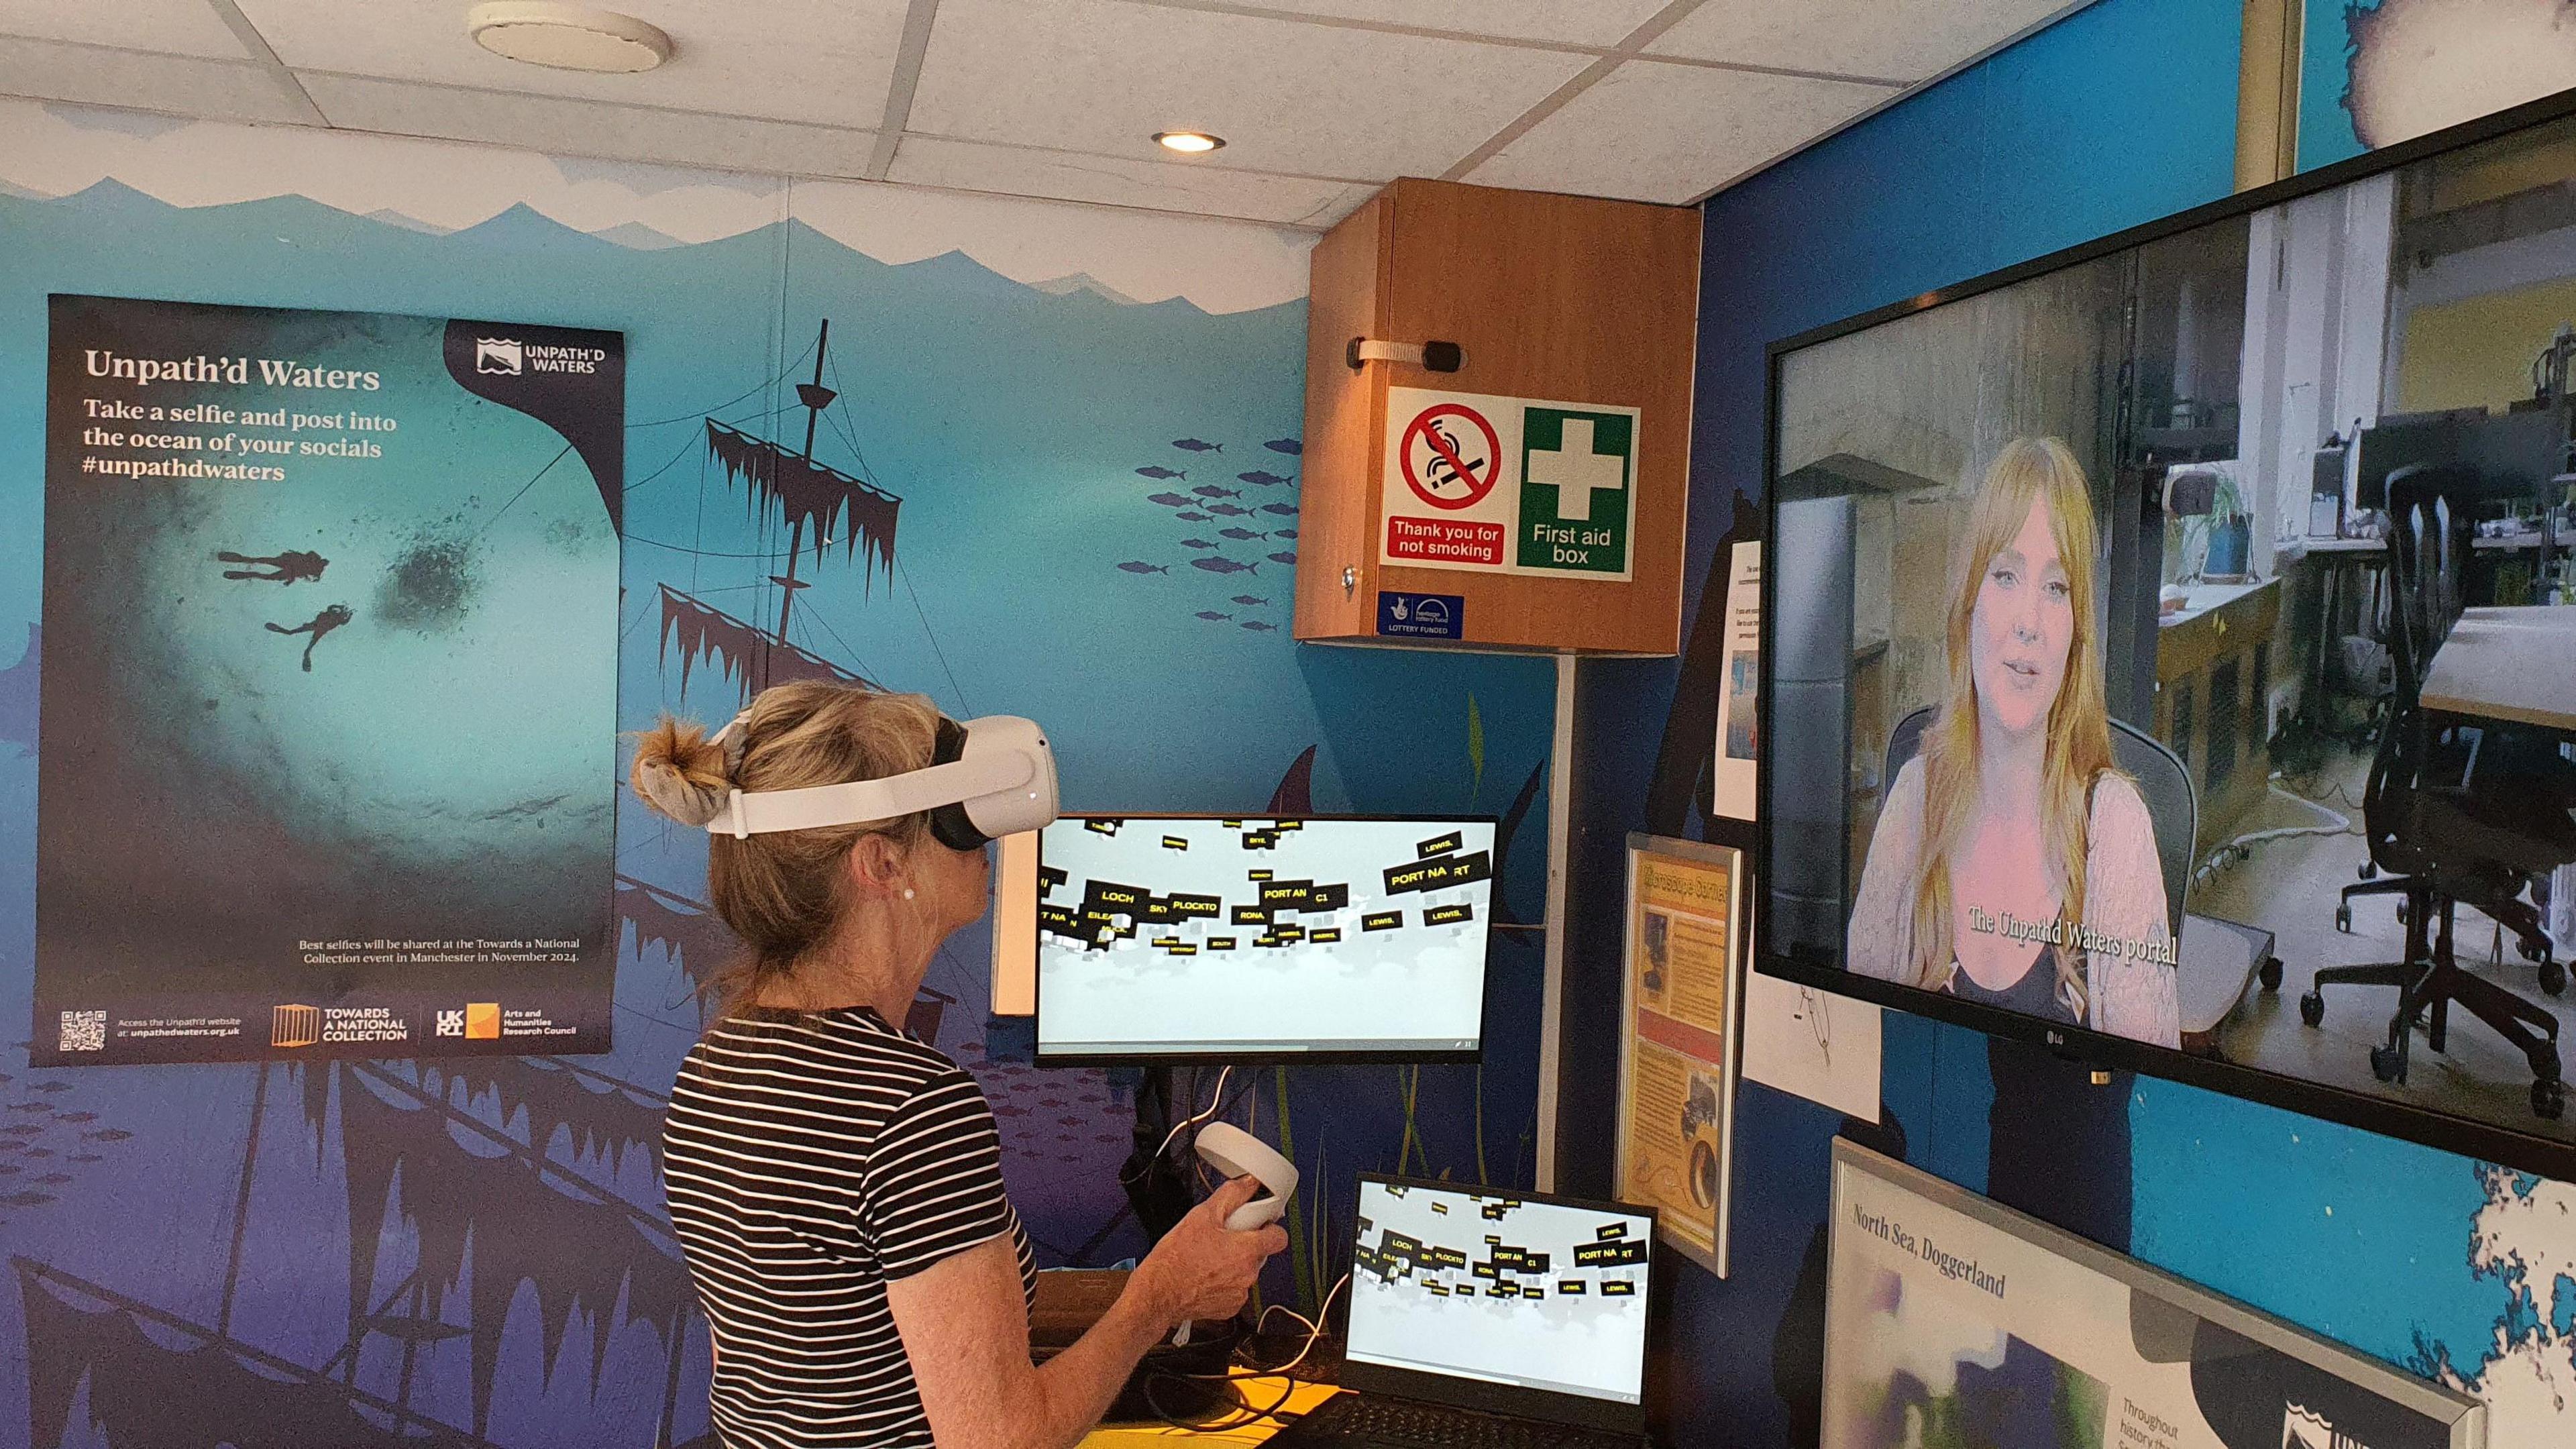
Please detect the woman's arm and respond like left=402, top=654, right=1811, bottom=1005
left=2082, top=775, right=2180, bottom=1048
left=890, top=1176, right=1285, bottom=1449
left=1847, top=758, right=1927, bottom=981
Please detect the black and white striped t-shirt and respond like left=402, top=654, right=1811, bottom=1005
left=664, top=1005, right=1036, bottom=1449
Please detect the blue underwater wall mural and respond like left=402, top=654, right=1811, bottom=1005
left=0, top=99, right=1554, bottom=1448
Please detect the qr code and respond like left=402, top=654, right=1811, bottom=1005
left=58, top=1010, right=107, bottom=1053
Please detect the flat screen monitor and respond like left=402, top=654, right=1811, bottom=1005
left=1342, top=1174, right=1656, bottom=1436
left=1758, top=89, right=2576, bottom=1180
left=1033, top=814, right=1494, bottom=1064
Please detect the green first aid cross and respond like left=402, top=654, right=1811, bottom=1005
left=1517, top=407, right=1633, bottom=574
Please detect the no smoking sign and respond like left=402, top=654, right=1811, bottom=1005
left=1379, top=386, right=1638, bottom=581
left=1400, top=404, right=1501, bottom=511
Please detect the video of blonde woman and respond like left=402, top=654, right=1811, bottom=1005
left=1762, top=109, right=2576, bottom=1146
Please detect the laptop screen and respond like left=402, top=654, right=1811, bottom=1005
left=1343, top=1177, right=1654, bottom=1407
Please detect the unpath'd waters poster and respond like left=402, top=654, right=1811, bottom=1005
left=33, top=294, right=624, bottom=1065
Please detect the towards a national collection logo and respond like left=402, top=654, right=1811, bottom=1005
left=271, top=1003, right=321, bottom=1049
left=474, top=337, right=523, bottom=374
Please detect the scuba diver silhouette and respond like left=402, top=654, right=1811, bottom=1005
left=266, top=604, right=354, bottom=673
left=219, top=549, right=328, bottom=584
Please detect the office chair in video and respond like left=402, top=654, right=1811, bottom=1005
left=2302, top=469, right=2576, bottom=1118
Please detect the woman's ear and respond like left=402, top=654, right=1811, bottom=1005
left=845, top=834, right=912, bottom=899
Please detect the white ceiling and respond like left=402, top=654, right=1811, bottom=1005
left=0, top=0, right=2092, bottom=229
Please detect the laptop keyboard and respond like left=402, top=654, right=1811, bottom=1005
left=1301, top=1395, right=1625, bottom=1449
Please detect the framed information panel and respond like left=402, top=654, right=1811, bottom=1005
left=1613, top=834, right=1744, bottom=1277
left=1826, top=1141, right=2481, bottom=1449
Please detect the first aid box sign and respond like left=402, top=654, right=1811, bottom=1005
left=1380, top=386, right=1638, bottom=581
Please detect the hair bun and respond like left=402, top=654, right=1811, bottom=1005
left=631, top=716, right=733, bottom=828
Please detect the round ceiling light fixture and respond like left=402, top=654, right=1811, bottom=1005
left=1153, top=130, right=1226, bottom=155
left=467, top=3, right=674, bottom=73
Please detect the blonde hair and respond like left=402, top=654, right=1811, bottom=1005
left=630, top=681, right=943, bottom=1016
left=1904, top=437, right=2117, bottom=1017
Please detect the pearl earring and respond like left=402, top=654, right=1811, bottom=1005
left=902, top=888, right=916, bottom=900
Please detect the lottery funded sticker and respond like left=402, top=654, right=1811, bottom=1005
left=1379, top=386, right=1640, bottom=581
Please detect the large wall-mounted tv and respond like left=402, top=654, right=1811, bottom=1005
left=1758, top=87, right=2576, bottom=1178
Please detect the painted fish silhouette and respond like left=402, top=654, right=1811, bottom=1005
left=1116, top=561, right=1169, bottom=575
left=1196, top=611, right=1232, bottom=621
left=1269, top=551, right=1298, bottom=566
left=1192, top=484, right=1241, bottom=499
left=1191, top=557, right=1259, bottom=576
left=34, top=1173, right=68, bottom=1185
left=1265, top=439, right=1303, bottom=455
left=1260, top=502, right=1297, bottom=517
left=1205, top=503, right=1250, bottom=517
left=1179, top=539, right=1218, bottom=550
left=7, top=1102, right=48, bottom=1114
left=1146, top=492, right=1193, bottom=507
left=1230, top=595, right=1268, bottom=606
left=0, top=1126, right=39, bottom=1138
left=1238, top=470, right=1290, bottom=486
left=1276, top=529, right=1299, bottom=539
left=1218, top=528, right=1268, bottom=541
left=0, top=1142, right=22, bottom=1153
left=51, top=1112, right=95, bottom=1124
left=1173, top=439, right=1222, bottom=453
left=1176, top=510, right=1213, bottom=521
left=66, top=1154, right=100, bottom=1163
left=1240, top=621, right=1279, bottom=632
left=1136, top=466, right=1187, bottom=480
left=34, top=1083, right=70, bottom=1093
left=0, top=1191, right=55, bottom=1208
left=80, top=1128, right=131, bottom=1142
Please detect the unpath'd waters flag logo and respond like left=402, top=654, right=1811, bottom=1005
left=2284, top=1402, right=2369, bottom=1449
left=474, top=337, right=523, bottom=374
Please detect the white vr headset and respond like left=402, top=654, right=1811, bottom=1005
left=700, top=713, right=1060, bottom=850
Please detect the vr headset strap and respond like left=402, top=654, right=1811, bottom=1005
left=705, top=751, right=1036, bottom=839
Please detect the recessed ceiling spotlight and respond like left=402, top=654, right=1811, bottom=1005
left=1154, top=131, right=1226, bottom=155
left=467, top=2, right=674, bottom=73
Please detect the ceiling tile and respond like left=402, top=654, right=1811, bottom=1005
left=1464, top=60, right=1887, bottom=204
left=0, top=0, right=250, bottom=58
left=0, top=40, right=307, bottom=124
left=1646, top=0, right=2081, bottom=83
left=910, top=0, right=1591, bottom=181
left=234, top=0, right=911, bottom=129
left=1183, top=0, right=1670, bottom=47
left=889, top=134, right=1372, bottom=227
left=301, top=74, right=876, bottom=178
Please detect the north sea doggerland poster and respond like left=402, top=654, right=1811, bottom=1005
left=33, top=294, right=623, bottom=1065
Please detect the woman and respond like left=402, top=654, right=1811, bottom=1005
left=1847, top=437, right=2179, bottom=1047
left=633, top=681, right=1285, bottom=1449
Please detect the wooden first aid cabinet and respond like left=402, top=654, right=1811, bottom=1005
left=1291, top=178, right=1700, bottom=655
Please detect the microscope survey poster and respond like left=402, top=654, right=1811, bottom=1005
left=32, top=294, right=624, bottom=1065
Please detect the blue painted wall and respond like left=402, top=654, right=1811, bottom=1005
left=1568, top=0, right=2576, bottom=1442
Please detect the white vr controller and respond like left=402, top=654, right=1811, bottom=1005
left=1193, top=1121, right=1297, bottom=1231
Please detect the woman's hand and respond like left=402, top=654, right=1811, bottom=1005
left=1132, top=1175, right=1291, bottom=1329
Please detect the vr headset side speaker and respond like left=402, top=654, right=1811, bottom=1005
left=699, top=714, right=1060, bottom=848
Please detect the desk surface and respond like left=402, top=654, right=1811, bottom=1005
left=2422, top=606, right=2576, bottom=731
left=1081, top=1379, right=1341, bottom=1447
